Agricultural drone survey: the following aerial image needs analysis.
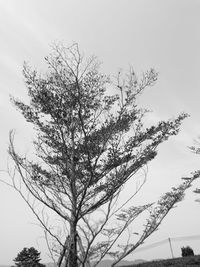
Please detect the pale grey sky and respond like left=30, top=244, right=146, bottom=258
left=0, top=0, right=200, bottom=264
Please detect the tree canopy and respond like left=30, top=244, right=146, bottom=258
left=13, top=247, right=45, bottom=267
left=8, top=44, right=199, bottom=267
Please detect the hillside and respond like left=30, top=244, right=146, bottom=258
left=45, top=259, right=146, bottom=267
left=0, top=259, right=145, bottom=267
left=92, top=259, right=146, bottom=267
left=119, top=255, right=200, bottom=267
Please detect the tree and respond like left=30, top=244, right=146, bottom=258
left=7, top=44, right=199, bottom=267
left=181, top=246, right=194, bottom=257
left=13, top=247, right=45, bottom=267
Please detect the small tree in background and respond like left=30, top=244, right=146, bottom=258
left=7, top=44, right=200, bottom=267
left=181, top=246, right=194, bottom=257
left=13, top=247, right=45, bottom=267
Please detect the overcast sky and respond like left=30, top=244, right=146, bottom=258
left=0, top=0, right=200, bottom=264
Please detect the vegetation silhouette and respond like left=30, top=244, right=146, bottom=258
left=8, top=43, right=200, bottom=267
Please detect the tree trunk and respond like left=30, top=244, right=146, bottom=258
left=66, top=222, right=78, bottom=267
left=65, top=125, right=78, bottom=267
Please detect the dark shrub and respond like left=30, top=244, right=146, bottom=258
left=181, top=246, right=194, bottom=257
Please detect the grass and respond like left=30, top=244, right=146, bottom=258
left=119, top=255, right=200, bottom=266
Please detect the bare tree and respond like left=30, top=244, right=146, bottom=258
left=6, top=44, right=199, bottom=267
